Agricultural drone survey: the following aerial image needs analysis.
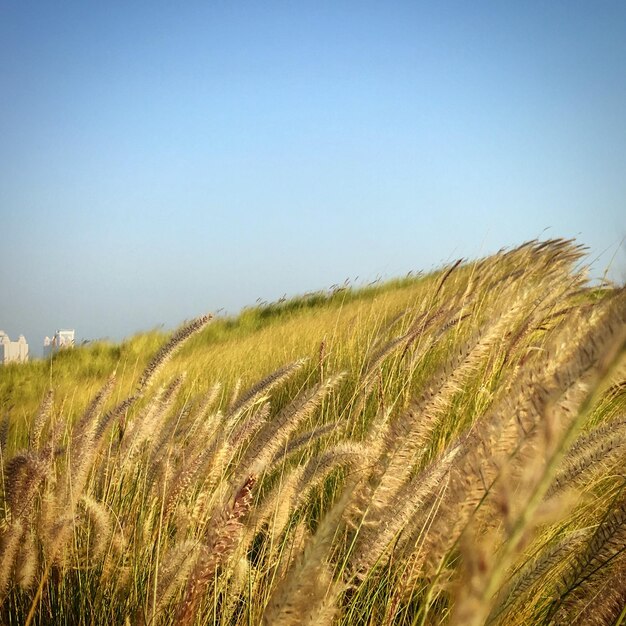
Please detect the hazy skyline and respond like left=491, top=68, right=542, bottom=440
left=1, top=2, right=625, bottom=355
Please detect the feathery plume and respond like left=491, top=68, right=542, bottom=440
left=226, top=359, right=306, bottom=422
left=237, top=373, right=345, bottom=480
left=175, top=474, right=256, bottom=625
left=136, top=314, right=212, bottom=392
left=29, top=389, right=53, bottom=451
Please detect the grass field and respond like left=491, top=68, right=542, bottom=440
left=1, top=238, right=625, bottom=625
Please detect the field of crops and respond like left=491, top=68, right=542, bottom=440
left=0, top=238, right=625, bottom=625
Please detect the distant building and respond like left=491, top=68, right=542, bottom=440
left=43, top=329, right=75, bottom=357
left=0, top=331, right=29, bottom=364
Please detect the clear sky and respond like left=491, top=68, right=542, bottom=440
left=1, top=1, right=625, bottom=355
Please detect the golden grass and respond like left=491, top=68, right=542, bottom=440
left=0, top=238, right=625, bottom=625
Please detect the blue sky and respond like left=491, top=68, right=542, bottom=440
left=1, top=1, right=625, bottom=354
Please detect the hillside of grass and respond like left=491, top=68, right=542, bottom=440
left=0, top=272, right=440, bottom=444
left=0, top=239, right=625, bottom=626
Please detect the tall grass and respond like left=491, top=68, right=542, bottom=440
left=0, top=238, right=625, bottom=625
